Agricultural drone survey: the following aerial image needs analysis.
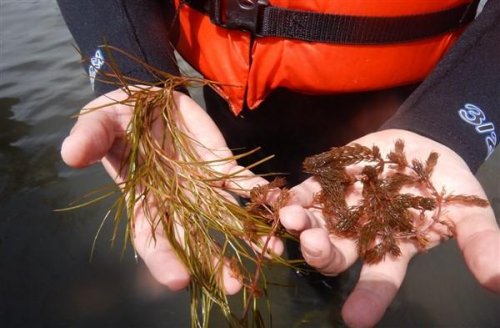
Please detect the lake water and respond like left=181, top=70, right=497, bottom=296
left=0, top=1, right=498, bottom=327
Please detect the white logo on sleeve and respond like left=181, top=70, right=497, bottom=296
left=89, top=49, right=105, bottom=91
left=458, top=103, right=497, bottom=159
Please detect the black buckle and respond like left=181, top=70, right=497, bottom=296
left=211, top=0, right=268, bottom=35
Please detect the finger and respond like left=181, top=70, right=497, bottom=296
left=455, top=205, right=500, bottom=293
left=288, top=177, right=322, bottom=207
left=132, top=189, right=247, bottom=294
left=61, top=89, right=132, bottom=168
left=133, top=214, right=191, bottom=291
left=61, top=109, right=117, bottom=168
left=220, top=259, right=244, bottom=295
left=279, top=205, right=314, bottom=233
left=342, top=244, right=416, bottom=328
left=279, top=205, right=322, bottom=235
left=249, top=235, right=285, bottom=260
left=262, top=235, right=285, bottom=257
left=277, top=178, right=324, bottom=234
left=461, top=229, right=500, bottom=293
left=221, top=166, right=287, bottom=258
left=286, top=176, right=362, bottom=208
left=134, top=213, right=246, bottom=294
left=300, top=228, right=358, bottom=276
left=214, top=187, right=285, bottom=258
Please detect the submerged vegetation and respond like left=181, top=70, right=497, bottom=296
left=304, top=140, right=489, bottom=263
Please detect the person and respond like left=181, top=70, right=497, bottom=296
left=57, top=1, right=500, bottom=327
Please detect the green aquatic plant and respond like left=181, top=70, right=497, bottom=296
left=304, top=140, right=489, bottom=264
left=62, top=46, right=300, bottom=328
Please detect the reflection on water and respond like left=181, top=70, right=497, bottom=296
left=0, top=1, right=498, bottom=327
left=0, top=97, right=61, bottom=198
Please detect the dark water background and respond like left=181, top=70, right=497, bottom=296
left=0, top=1, right=498, bottom=327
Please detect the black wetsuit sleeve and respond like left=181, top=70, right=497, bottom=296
left=381, top=0, right=500, bottom=172
left=57, top=0, right=179, bottom=96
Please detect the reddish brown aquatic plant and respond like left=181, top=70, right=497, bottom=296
left=303, top=140, right=489, bottom=264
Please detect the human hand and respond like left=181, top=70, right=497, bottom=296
left=61, top=88, right=283, bottom=294
left=280, top=129, right=500, bottom=327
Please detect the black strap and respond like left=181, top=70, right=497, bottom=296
left=186, top=0, right=480, bottom=44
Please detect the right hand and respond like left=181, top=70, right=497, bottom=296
left=61, top=88, right=283, bottom=294
left=279, top=129, right=500, bottom=327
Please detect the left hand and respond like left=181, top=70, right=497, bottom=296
left=279, top=129, right=500, bottom=328
left=61, top=89, right=283, bottom=294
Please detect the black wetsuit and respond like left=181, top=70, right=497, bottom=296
left=57, top=0, right=499, bottom=178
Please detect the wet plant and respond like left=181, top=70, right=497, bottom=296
left=303, top=140, right=489, bottom=264
left=63, top=46, right=300, bottom=328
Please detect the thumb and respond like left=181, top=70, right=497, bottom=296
left=61, top=109, right=117, bottom=168
left=61, top=89, right=132, bottom=168
left=461, top=228, right=500, bottom=293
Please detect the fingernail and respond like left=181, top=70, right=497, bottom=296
left=302, top=246, right=322, bottom=258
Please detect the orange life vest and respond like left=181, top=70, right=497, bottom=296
left=173, top=0, right=477, bottom=115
